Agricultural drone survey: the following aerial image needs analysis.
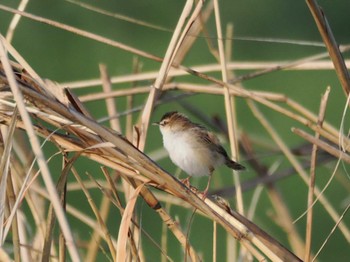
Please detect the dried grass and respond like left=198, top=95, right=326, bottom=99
left=0, top=0, right=349, bottom=261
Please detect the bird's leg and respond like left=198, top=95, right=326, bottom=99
left=202, top=173, right=213, bottom=199
left=180, top=176, right=191, bottom=187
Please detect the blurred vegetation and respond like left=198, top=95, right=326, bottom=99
left=1, top=0, right=349, bottom=261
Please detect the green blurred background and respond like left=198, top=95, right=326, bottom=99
left=1, top=0, right=349, bottom=261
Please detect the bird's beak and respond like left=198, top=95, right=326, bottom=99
left=152, top=122, right=160, bottom=126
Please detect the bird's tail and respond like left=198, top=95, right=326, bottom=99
left=225, top=159, right=245, bottom=171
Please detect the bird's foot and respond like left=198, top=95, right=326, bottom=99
left=201, top=175, right=212, bottom=200
left=201, top=185, right=210, bottom=200
left=180, top=177, right=191, bottom=187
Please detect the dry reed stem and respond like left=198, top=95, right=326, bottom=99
left=72, top=167, right=117, bottom=261
left=1, top=1, right=348, bottom=260
left=78, top=83, right=285, bottom=103
left=3, top=1, right=350, bottom=106
left=168, top=0, right=205, bottom=69
left=125, top=57, right=140, bottom=141
left=172, top=0, right=214, bottom=66
left=6, top=174, right=21, bottom=262
left=246, top=101, right=306, bottom=256
left=4, top=3, right=350, bottom=97
left=248, top=101, right=350, bottom=242
left=0, top=248, right=11, bottom=262
left=0, top=115, right=149, bottom=183
left=293, top=128, right=350, bottom=165
left=230, top=49, right=343, bottom=84
left=286, top=98, right=340, bottom=140
left=156, top=203, right=200, bottom=261
left=205, top=198, right=283, bottom=261
left=85, top=194, right=111, bottom=262
left=2, top=58, right=344, bottom=260
left=225, top=23, right=234, bottom=62
left=107, top=13, right=207, bottom=254
left=16, top=208, right=30, bottom=261
left=0, top=5, right=161, bottom=63
left=307, top=125, right=350, bottom=154
left=213, top=0, right=244, bottom=215
left=0, top=108, right=17, bottom=243
left=5, top=0, right=29, bottom=42
left=139, top=0, right=201, bottom=150
left=9, top=160, right=48, bottom=261
left=223, top=22, right=241, bottom=262
left=0, top=39, right=80, bottom=261
left=0, top=36, right=45, bottom=88
left=160, top=202, right=170, bottom=262
left=0, top=63, right=302, bottom=260
left=304, top=87, right=330, bottom=262
left=241, top=131, right=306, bottom=255
left=4, top=2, right=350, bottom=91
left=62, top=59, right=350, bottom=89
left=306, top=0, right=350, bottom=96
left=101, top=64, right=143, bottom=260
left=121, top=174, right=201, bottom=262
left=100, top=64, right=121, bottom=133
left=116, top=183, right=144, bottom=262
left=99, top=168, right=124, bottom=212
left=99, top=64, right=126, bottom=259
left=23, top=176, right=119, bottom=249
left=59, top=158, right=68, bottom=262
left=101, top=63, right=144, bottom=260
left=42, top=157, right=68, bottom=262
left=212, top=4, right=249, bottom=260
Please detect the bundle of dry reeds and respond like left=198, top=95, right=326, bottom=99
left=0, top=0, right=349, bottom=261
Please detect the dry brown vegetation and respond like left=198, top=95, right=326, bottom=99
left=0, top=0, right=349, bottom=261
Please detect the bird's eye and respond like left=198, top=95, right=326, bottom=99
left=160, top=120, right=168, bottom=126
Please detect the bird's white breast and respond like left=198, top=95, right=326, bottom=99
left=160, top=128, right=214, bottom=177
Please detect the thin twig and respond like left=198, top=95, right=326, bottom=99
left=304, top=86, right=330, bottom=262
left=312, top=203, right=350, bottom=261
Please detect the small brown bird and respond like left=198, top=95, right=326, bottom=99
left=154, top=111, right=245, bottom=196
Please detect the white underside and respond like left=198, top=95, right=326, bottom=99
left=161, top=128, right=225, bottom=177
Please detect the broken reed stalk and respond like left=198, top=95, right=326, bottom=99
left=306, top=0, right=350, bottom=96
left=304, top=87, right=330, bottom=262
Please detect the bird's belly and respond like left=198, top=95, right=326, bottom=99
left=172, top=150, right=211, bottom=177
left=163, top=133, right=212, bottom=177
